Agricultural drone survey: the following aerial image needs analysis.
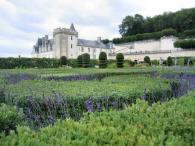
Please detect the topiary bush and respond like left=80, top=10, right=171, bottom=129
left=82, top=53, right=90, bottom=68
left=60, top=56, right=67, bottom=66
left=99, top=52, right=107, bottom=68
left=0, top=104, right=23, bottom=135
left=144, top=56, right=151, bottom=65
left=116, top=53, right=124, bottom=68
left=167, top=56, right=173, bottom=66
left=77, top=55, right=83, bottom=67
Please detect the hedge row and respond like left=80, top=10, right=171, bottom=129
left=179, top=29, right=195, bottom=39
left=0, top=91, right=194, bottom=145
left=0, top=58, right=99, bottom=69
left=113, top=28, right=177, bottom=44
left=174, top=39, right=195, bottom=49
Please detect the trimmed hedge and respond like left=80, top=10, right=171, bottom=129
left=0, top=58, right=60, bottom=69
left=99, top=52, right=107, bottom=68
left=0, top=91, right=194, bottom=145
left=144, top=56, right=151, bottom=65
left=113, top=28, right=177, bottom=44
left=167, top=56, right=173, bottom=66
left=60, top=56, right=67, bottom=66
left=174, top=39, right=195, bottom=49
left=82, top=53, right=90, bottom=68
left=116, top=53, right=124, bottom=68
left=0, top=57, right=99, bottom=69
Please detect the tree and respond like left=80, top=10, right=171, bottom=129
left=99, top=52, right=107, bottom=68
left=116, top=53, right=124, bottom=68
left=82, top=53, right=90, bottom=68
left=167, top=56, right=173, bottom=66
left=101, top=39, right=110, bottom=44
left=60, top=56, right=67, bottom=66
left=144, top=56, right=151, bottom=65
left=77, top=55, right=83, bottom=67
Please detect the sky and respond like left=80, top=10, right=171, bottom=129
left=0, top=0, right=194, bottom=57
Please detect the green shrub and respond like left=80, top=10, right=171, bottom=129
left=162, top=28, right=177, bottom=36
left=67, top=59, right=77, bottom=68
left=113, top=28, right=177, bottom=44
left=107, top=63, right=117, bottom=68
left=77, top=55, right=83, bottom=67
left=151, top=60, right=159, bottom=66
left=82, top=53, right=90, bottom=68
left=1, top=91, right=194, bottom=145
left=182, top=29, right=195, bottom=38
left=60, top=56, right=67, bottom=66
left=116, top=53, right=124, bottom=68
left=167, top=56, right=173, bottom=66
left=99, top=52, right=107, bottom=68
left=177, top=58, right=184, bottom=66
left=0, top=58, right=61, bottom=69
left=0, top=104, right=23, bottom=135
left=174, top=39, right=195, bottom=49
left=90, top=59, right=98, bottom=68
left=144, top=56, right=151, bottom=65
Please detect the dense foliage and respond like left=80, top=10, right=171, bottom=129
left=0, top=91, right=194, bottom=145
left=101, top=39, right=110, bottom=44
left=0, top=57, right=99, bottom=69
left=0, top=58, right=60, bottom=69
left=116, top=53, right=124, bottom=68
left=174, top=39, right=195, bottom=49
left=99, top=52, right=107, bottom=68
left=119, top=8, right=195, bottom=36
left=0, top=104, right=23, bottom=135
left=167, top=56, right=173, bottom=66
left=144, top=56, right=151, bottom=65
left=180, top=29, right=195, bottom=39
left=77, top=55, right=83, bottom=67
left=82, top=53, right=90, bottom=68
left=60, top=56, right=67, bottom=66
left=113, top=28, right=177, bottom=44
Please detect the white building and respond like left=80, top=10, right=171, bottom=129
left=32, top=24, right=195, bottom=61
left=32, top=24, right=114, bottom=59
left=109, top=36, right=195, bottom=61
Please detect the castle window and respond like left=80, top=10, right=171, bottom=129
left=81, top=47, right=84, bottom=52
left=71, top=36, right=73, bottom=40
left=88, top=48, right=90, bottom=52
left=71, top=44, right=73, bottom=48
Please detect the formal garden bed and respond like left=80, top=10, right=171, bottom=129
left=0, top=67, right=195, bottom=145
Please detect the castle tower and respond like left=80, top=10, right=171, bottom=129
left=53, top=24, right=78, bottom=58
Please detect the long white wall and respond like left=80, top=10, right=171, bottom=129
left=110, top=36, right=195, bottom=61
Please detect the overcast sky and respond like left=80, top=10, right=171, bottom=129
left=0, top=0, right=194, bottom=57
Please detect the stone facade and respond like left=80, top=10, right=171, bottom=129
left=32, top=25, right=195, bottom=61
left=110, top=36, right=195, bottom=61
left=32, top=24, right=114, bottom=59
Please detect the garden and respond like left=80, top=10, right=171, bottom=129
left=0, top=55, right=195, bottom=145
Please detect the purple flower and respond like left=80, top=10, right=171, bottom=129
left=85, top=100, right=93, bottom=112
left=142, top=88, right=147, bottom=101
left=112, top=101, right=118, bottom=110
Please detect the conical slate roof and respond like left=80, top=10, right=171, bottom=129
left=70, top=23, right=76, bottom=31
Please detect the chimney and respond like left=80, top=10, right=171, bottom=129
left=97, top=37, right=101, bottom=43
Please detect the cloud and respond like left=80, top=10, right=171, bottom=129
left=0, top=0, right=194, bottom=57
